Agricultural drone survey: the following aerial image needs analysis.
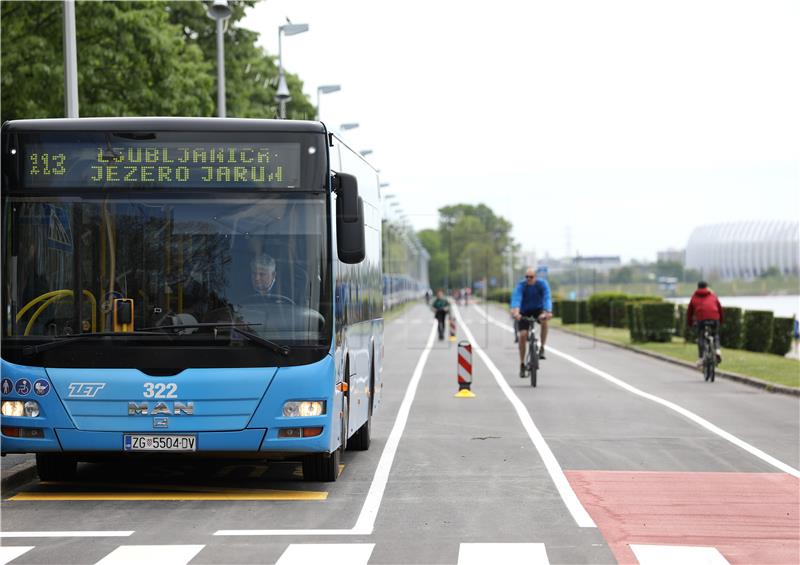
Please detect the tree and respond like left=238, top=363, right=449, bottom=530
left=1, top=0, right=314, bottom=123
left=420, top=203, right=516, bottom=290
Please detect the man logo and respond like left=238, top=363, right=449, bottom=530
left=128, top=401, right=194, bottom=415
left=68, top=383, right=106, bottom=398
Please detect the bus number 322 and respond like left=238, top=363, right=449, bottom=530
left=143, top=383, right=178, bottom=399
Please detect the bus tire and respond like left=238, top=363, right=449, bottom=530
left=302, top=448, right=340, bottom=482
left=36, top=453, right=77, bottom=481
left=348, top=360, right=374, bottom=451
left=348, top=415, right=371, bottom=451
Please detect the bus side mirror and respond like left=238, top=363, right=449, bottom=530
left=335, top=173, right=366, bottom=264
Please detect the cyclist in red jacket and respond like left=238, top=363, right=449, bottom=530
left=686, top=281, right=723, bottom=366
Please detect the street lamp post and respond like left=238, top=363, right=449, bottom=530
left=359, top=149, right=373, bottom=157
left=316, top=84, right=341, bottom=120
left=207, top=0, right=232, bottom=118
left=63, top=0, right=79, bottom=118
left=276, top=22, right=309, bottom=119
left=340, top=123, right=359, bottom=131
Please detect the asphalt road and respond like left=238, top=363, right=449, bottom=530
left=1, top=301, right=798, bottom=565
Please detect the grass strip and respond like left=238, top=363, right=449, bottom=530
left=551, top=320, right=800, bottom=389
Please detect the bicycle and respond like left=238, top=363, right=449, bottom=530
left=521, top=315, right=540, bottom=387
left=699, top=323, right=716, bottom=383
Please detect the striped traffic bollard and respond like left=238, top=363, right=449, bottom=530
left=455, top=340, right=476, bottom=398
left=448, top=314, right=457, bottom=342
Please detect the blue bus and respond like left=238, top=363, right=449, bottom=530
left=1, top=118, right=383, bottom=482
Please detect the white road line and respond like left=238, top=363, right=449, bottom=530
left=0, top=531, right=134, bottom=538
left=0, top=546, right=34, bottom=565
left=457, top=543, right=550, bottom=565
left=94, top=545, right=205, bottom=565
left=630, top=544, right=730, bottom=565
left=474, top=306, right=800, bottom=478
left=451, top=304, right=597, bottom=528
left=275, top=543, right=375, bottom=565
left=215, top=322, right=439, bottom=536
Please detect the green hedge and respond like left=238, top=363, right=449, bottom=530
left=770, top=317, right=795, bottom=356
left=676, top=304, right=687, bottom=337
left=486, top=288, right=512, bottom=303
left=719, top=307, right=744, bottom=349
left=626, top=303, right=644, bottom=341
left=561, top=300, right=588, bottom=324
left=640, top=302, right=676, bottom=342
left=743, top=310, right=774, bottom=353
left=552, top=300, right=561, bottom=318
left=609, top=299, right=628, bottom=328
left=588, top=292, right=628, bottom=327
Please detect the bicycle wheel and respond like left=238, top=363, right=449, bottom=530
left=529, top=338, right=539, bottom=388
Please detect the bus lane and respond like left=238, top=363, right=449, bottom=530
left=0, top=304, right=436, bottom=563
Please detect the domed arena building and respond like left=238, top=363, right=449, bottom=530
left=685, top=221, right=799, bottom=280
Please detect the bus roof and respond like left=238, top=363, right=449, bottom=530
left=2, top=117, right=327, bottom=134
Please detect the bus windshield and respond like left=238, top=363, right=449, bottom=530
left=4, top=193, right=331, bottom=351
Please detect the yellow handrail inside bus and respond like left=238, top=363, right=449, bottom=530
left=17, top=290, right=97, bottom=336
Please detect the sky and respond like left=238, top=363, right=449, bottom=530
left=242, top=0, right=799, bottom=262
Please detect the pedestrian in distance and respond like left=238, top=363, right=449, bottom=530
left=686, top=280, right=723, bottom=366
left=510, top=267, right=553, bottom=377
left=431, top=290, right=450, bottom=341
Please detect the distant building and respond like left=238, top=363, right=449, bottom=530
left=685, top=220, right=799, bottom=279
left=572, top=255, right=622, bottom=273
left=657, top=249, right=685, bottom=264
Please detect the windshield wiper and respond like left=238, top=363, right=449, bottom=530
left=22, top=331, right=163, bottom=356
left=140, top=322, right=289, bottom=357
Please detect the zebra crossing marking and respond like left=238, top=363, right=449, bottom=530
left=630, top=544, right=730, bottom=564
left=457, top=543, right=550, bottom=565
left=94, top=545, right=205, bottom=565
left=275, top=543, right=375, bottom=565
left=0, top=546, right=33, bottom=565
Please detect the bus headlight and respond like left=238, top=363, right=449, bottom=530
left=283, top=400, right=326, bottom=417
left=24, top=401, right=40, bottom=417
left=1, top=401, right=40, bottom=417
left=2, top=401, right=24, bottom=417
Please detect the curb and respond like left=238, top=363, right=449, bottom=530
left=553, top=326, right=800, bottom=397
left=1, top=458, right=37, bottom=493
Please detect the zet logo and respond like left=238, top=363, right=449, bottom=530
left=68, top=382, right=106, bottom=398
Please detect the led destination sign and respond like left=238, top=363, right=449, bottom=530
left=20, top=140, right=301, bottom=189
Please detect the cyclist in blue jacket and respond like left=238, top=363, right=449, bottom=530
left=510, top=267, right=553, bottom=377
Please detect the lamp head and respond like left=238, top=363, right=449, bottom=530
left=207, top=0, right=232, bottom=21
left=280, top=23, right=309, bottom=36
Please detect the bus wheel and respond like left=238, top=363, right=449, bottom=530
left=348, top=414, right=371, bottom=451
left=348, top=363, right=373, bottom=451
left=302, top=448, right=340, bottom=482
left=36, top=453, right=77, bottom=481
